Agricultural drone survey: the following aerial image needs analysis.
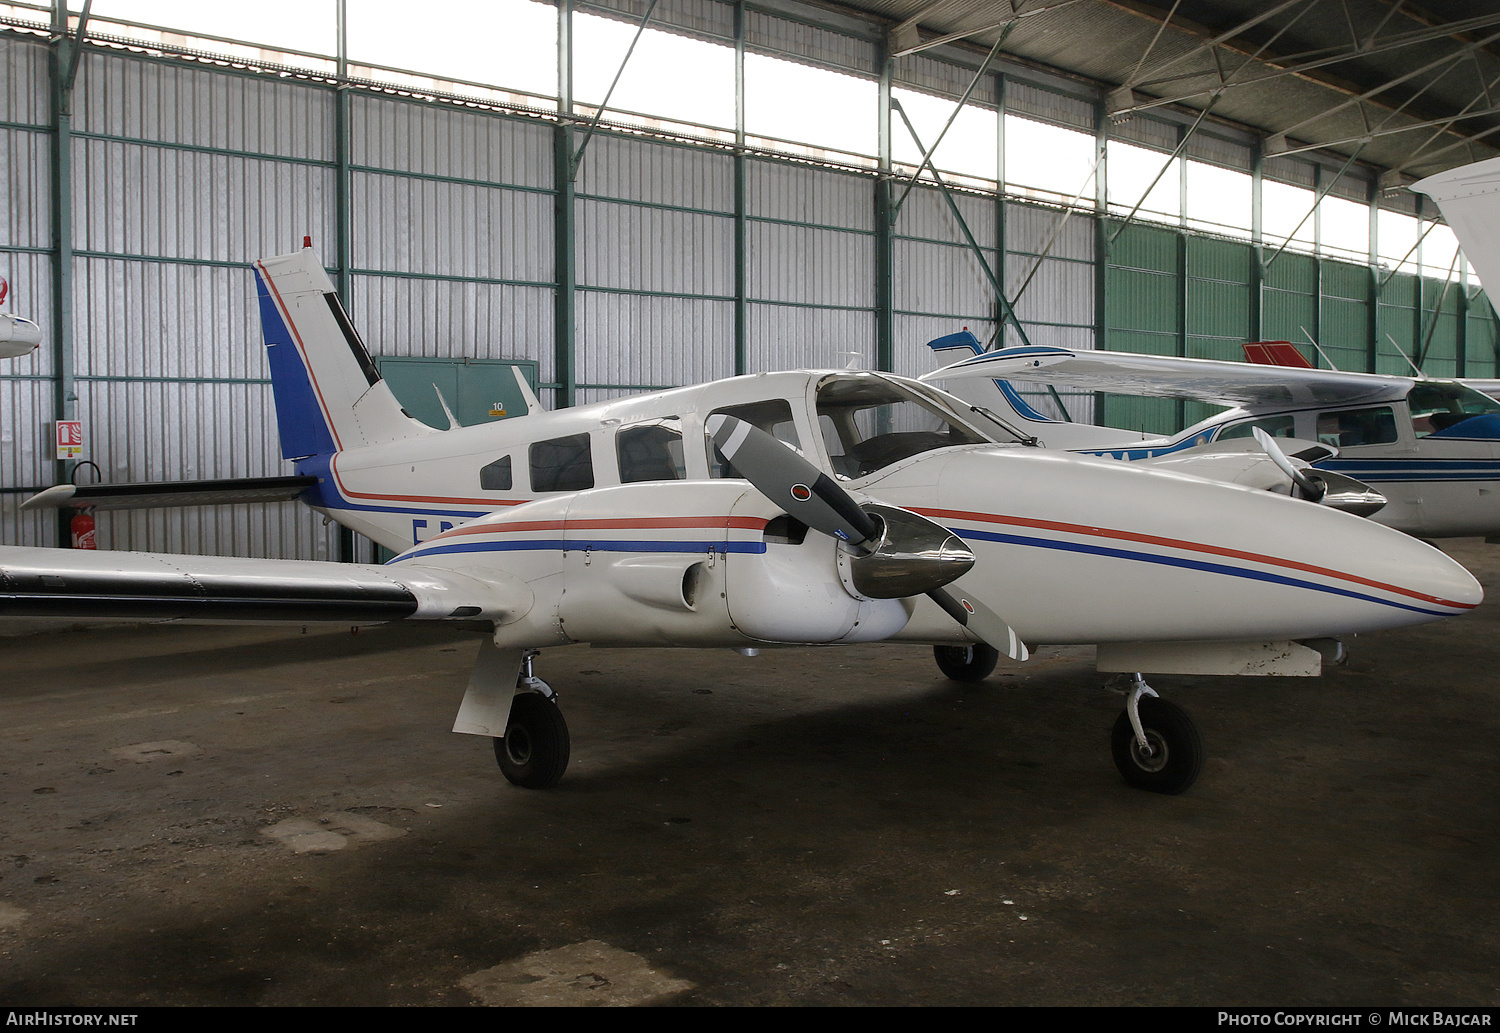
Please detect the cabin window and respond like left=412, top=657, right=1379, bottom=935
left=1216, top=416, right=1296, bottom=441
left=707, top=400, right=800, bottom=478
left=618, top=419, right=685, bottom=482
left=1407, top=383, right=1500, bottom=438
left=1315, top=407, right=1398, bottom=448
left=479, top=455, right=513, bottom=491
left=530, top=433, right=594, bottom=492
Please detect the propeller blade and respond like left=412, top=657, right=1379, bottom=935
left=929, top=583, right=1029, bottom=661
left=706, top=414, right=880, bottom=548
left=1253, top=427, right=1326, bottom=502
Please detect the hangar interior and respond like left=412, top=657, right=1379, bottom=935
left=3, top=0, right=1500, bottom=562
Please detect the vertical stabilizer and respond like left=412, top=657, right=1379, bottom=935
left=1412, top=158, right=1500, bottom=305
left=254, top=248, right=430, bottom=460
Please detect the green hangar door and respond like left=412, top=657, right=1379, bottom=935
left=375, top=357, right=540, bottom=429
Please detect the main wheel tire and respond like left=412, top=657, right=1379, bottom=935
left=933, top=643, right=1000, bottom=682
left=494, top=692, right=571, bottom=789
left=1110, top=697, right=1203, bottom=795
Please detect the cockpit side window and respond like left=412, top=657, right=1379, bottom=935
left=815, top=374, right=988, bottom=477
left=706, top=400, right=800, bottom=478
left=1216, top=416, right=1296, bottom=441
left=618, top=418, right=686, bottom=482
left=1316, top=407, right=1398, bottom=448
left=1407, top=382, right=1500, bottom=438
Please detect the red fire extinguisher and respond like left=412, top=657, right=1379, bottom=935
left=70, top=509, right=96, bottom=550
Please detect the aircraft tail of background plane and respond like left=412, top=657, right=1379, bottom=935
left=1413, top=158, right=1500, bottom=304
left=253, top=246, right=431, bottom=461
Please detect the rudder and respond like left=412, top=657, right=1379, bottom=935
left=254, top=247, right=428, bottom=460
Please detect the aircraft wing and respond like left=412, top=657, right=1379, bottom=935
left=21, top=476, right=318, bottom=512
left=921, top=346, right=1413, bottom=409
left=0, top=547, right=527, bottom=624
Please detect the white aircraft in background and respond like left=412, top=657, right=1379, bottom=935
left=923, top=332, right=1500, bottom=539
left=0, top=277, right=41, bottom=359
left=4, top=248, right=1483, bottom=797
left=925, top=158, right=1500, bottom=541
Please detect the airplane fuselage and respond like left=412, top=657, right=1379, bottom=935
left=295, top=370, right=1480, bottom=652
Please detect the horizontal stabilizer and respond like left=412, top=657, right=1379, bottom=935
left=21, top=476, right=318, bottom=512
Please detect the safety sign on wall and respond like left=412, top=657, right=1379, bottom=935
left=55, top=420, right=84, bottom=460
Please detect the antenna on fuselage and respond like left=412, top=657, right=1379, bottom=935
left=431, top=384, right=462, bottom=430
left=513, top=366, right=545, bottom=415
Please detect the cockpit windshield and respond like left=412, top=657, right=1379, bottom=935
left=814, top=373, right=1012, bottom=478
left=1407, top=382, right=1500, bottom=438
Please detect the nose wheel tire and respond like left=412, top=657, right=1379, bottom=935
left=494, top=692, right=571, bottom=789
left=933, top=643, right=1000, bottom=682
left=1110, top=697, right=1203, bottom=795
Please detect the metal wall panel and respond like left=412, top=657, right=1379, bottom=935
left=0, top=126, right=50, bottom=249
left=1006, top=201, right=1092, bottom=261
left=351, top=170, right=552, bottom=283
left=349, top=96, right=552, bottom=191
left=75, top=51, right=333, bottom=161
left=578, top=198, right=733, bottom=296
left=744, top=10, right=876, bottom=75
left=576, top=133, right=734, bottom=212
left=747, top=220, right=872, bottom=307
left=894, top=53, right=998, bottom=106
left=894, top=237, right=994, bottom=319
left=0, top=35, right=48, bottom=124
left=1005, top=81, right=1093, bottom=131
left=746, top=302, right=872, bottom=373
left=746, top=158, right=872, bottom=229
left=74, top=136, right=337, bottom=263
left=72, top=258, right=263, bottom=381
left=576, top=292, right=734, bottom=387
left=347, top=275, right=556, bottom=389
left=896, top=187, right=996, bottom=249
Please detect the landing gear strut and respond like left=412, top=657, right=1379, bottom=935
left=494, top=652, right=570, bottom=789
left=1108, top=673, right=1203, bottom=795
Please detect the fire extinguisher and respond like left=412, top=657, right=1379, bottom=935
left=68, top=461, right=101, bottom=550
left=70, top=509, right=96, bottom=550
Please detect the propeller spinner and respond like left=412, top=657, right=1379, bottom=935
left=706, top=414, right=1028, bottom=660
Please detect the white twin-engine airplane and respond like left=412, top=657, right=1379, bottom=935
left=1, top=248, right=1484, bottom=796
left=924, top=157, right=1500, bottom=542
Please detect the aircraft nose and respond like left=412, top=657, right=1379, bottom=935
left=1412, top=544, right=1484, bottom=613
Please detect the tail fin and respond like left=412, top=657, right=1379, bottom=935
left=1412, top=158, right=1500, bottom=305
left=254, top=247, right=429, bottom=460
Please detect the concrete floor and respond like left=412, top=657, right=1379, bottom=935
left=0, top=541, right=1497, bottom=1007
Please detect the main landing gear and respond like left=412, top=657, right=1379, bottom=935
left=494, top=651, right=570, bottom=789
left=932, top=643, right=1000, bottom=682
left=1107, top=673, right=1203, bottom=795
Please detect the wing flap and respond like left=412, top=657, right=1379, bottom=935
left=21, top=476, right=318, bottom=512
left=0, top=547, right=526, bottom=625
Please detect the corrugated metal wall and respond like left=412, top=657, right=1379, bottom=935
left=4, top=4, right=1496, bottom=559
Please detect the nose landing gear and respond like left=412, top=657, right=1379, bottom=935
left=1107, top=672, right=1203, bottom=795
